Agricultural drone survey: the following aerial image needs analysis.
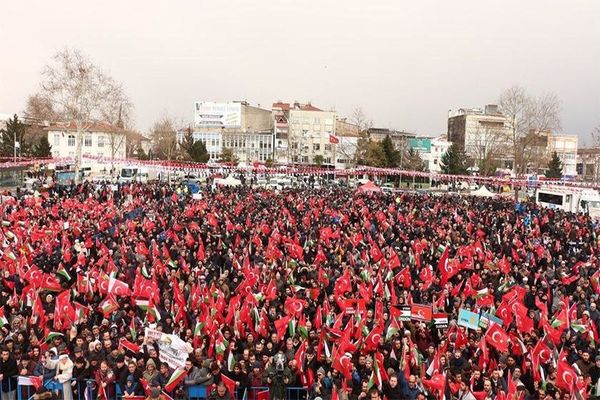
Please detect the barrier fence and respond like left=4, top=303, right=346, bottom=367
left=4, top=377, right=309, bottom=400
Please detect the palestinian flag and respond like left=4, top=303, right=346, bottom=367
left=165, top=368, right=187, bottom=392
left=135, top=299, right=161, bottom=321
left=0, top=307, right=8, bottom=328
left=227, top=351, right=236, bottom=371
left=141, top=265, right=151, bottom=279
left=194, top=321, right=204, bottom=336
left=215, top=332, right=228, bottom=356
left=45, top=332, right=64, bottom=343
left=288, top=317, right=297, bottom=337
left=386, top=317, right=401, bottom=341
left=129, top=318, right=137, bottom=341
left=56, top=264, right=71, bottom=281
left=475, top=288, right=489, bottom=298
left=99, top=295, right=119, bottom=316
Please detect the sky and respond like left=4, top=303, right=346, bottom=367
left=1, top=0, right=599, bottom=142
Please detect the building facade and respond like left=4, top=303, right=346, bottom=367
left=180, top=101, right=274, bottom=163
left=548, top=134, right=578, bottom=176
left=287, top=103, right=337, bottom=166
left=409, top=136, right=452, bottom=173
left=577, top=147, right=600, bottom=182
left=47, top=122, right=126, bottom=173
left=447, top=105, right=512, bottom=168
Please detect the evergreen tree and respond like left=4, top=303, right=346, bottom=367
left=357, top=140, right=387, bottom=167
left=189, top=140, right=210, bottom=163
left=313, top=155, right=325, bottom=166
left=440, top=144, right=468, bottom=175
left=406, top=148, right=425, bottom=171
left=180, top=128, right=195, bottom=156
left=220, top=148, right=238, bottom=164
left=0, top=114, right=29, bottom=157
left=381, top=135, right=401, bottom=167
left=545, top=151, right=563, bottom=178
left=32, top=136, right=52, bottom=158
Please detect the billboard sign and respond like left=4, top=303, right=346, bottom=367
left=194, top=102, right=242, bottom=128
left=408, top=138, right=431, bottom=153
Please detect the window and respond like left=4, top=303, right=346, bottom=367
left=67, top=135, right=76, bottom=147
left=538, top=192, right=564, bottom=206
left=324, top=144, right=332, bottom=151
left=98, top=136, right=105, bottom=147
left=301, top=156, right=309, bottom=163
left=291, top=143, right=298, bottom=150
left=313, top=143, right=320, bottom=151
left=434, top=159, right=438, bottom=165
left=53, top=134, right=60, bottom=146
left=84, top=136, right=92, bottom=147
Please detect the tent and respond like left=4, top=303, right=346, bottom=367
left=470, top=185, right=496, bottom=197
left=217, top=175, right=242, bottom=187
left=356, top=181, right=382, bottom=194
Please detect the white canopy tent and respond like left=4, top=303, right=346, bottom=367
left=470, top=185, right=496, bottom=197
left=216, top=175, right=242, bottom=187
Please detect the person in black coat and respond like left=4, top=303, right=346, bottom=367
left=0, top=346, right=18, bottom=397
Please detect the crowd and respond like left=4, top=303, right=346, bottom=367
left=0, top=178, right=599, bottom=400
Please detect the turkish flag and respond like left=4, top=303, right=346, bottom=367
left=284, top=297, right=306, bottom=317
left=332, top=350, right=353, bottom=380
left=422, top=373, right=445, bottom=392
left=485, top=323, right=509, bottom=353
left=411, top=304, right=433, bottom=322
left=438, top=247, right=458, bottom=285
left=363, top=325, right=383, bottom=352
left=556, top=360, right=579, bottom=392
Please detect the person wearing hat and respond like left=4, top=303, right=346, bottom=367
left=311, top=367, right=332, bottom=400
left=95, top=361, right=116, bottom=400
left=143, top=359, right=159, bottom=383
left=71, top=357, right=91, bottom=400
left=146, top=379, right=168, bottom=400
left=46, top=351, right=74, bottom=400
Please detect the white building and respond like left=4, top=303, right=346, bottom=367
left=47, top=122, right=126, bottom=173
left=447, top=105, right=512, bottom=168
left=180, top=101, right=274, bottom=163
left=548, top=134, right=578, bottom=176
left=287, top=103, right=336, bottom=166
left=409, top=136, right=452, bottom=173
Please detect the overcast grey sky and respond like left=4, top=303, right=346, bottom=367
left=1, top=0, right=599, bottom=141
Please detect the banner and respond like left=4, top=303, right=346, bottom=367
left=399, top=306, right=411, bottom=321
left=411, top=304, right=433, bottom=322
left=145, top=328, right=193, bottom=369
left=457, top=309, right=480, bottom=330
left=433, top=313, right=448, bottom=329
left=479, top=311, right=504, bottom=329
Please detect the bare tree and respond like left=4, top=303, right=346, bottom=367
left=23, top=94, right=59, bottom=123
left=498, top=86, right=561, bottom=175
left=35, top=48, right=131, bottom=182
left=348, top=107, right=373, bottom=167
left=151, top=115, right=179, bottom=161
left=590, top=124, right=600, bottom=182
left=470, top=125, right=508, bottom=175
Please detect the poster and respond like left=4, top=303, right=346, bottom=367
left=144, top=328, right=193, bottom=369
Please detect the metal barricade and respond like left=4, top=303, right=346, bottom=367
left=287, top=386, right=308, bottom=400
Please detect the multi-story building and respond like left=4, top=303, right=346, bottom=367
left=408, top=136, right=452, bottom=173
left=577, top=147, right=600, bottom=182
left=272, top=102, right=290, bottom=164
left=46, top=122, right=126, bottom=173
left=368, top=128, right=416, bottom=150
left=334, top=118, right=361, bottom=168
left=547, top=134, right=578, bottom=176
left=287, top=103, right=337, bottom=166
left=447, top=105, right=512, bottom=168
left=180, top=101, right=274, bottom=162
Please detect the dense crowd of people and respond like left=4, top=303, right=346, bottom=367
left=0, top=178, right=599, bottom=400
